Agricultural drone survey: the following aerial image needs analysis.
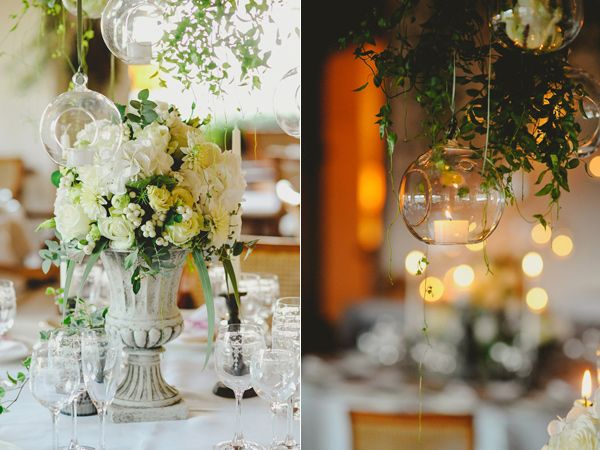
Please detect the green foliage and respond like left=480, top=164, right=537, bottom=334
left=157, top=0, right=282, bottom=95
left=341, top=0, right=584, bottom=223
left=125, top=90, right=159, bottom=129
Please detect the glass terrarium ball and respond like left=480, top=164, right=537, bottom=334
left=399, top=145, right=505, bottom=245
left=39, top=73, right=122, bottom=167
left=274, top=66, right=300, bottom=139
left=569, top=68, right=600, bottom=158
left=63, top=0, right=108, bottom=19
left=101, top=0, right=164, bottom=65
left=492, top=0, right=583, bottom=53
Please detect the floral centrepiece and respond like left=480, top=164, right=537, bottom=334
left=43, top=90, right=245, bottom=290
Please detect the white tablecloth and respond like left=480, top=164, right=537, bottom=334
left=0, top=291, right=299, bottom=450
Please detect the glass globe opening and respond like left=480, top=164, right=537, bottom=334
left=40, top=73, right=122, bottom=167
left=101, top=0, right=164, bottom=65
left=274, top=66, right=301, bottom=138
left=399, top=145, right=505, bottom=245
left=491, top=0, right=583, bottom=54
left=569, top=68, right=600, bottom=158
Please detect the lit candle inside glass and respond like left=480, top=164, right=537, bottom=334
left=433, top=209, right=469, bottom=243
left=232, top=126, right=241, bottom=156
left=580, top=370, right=593, bottom=407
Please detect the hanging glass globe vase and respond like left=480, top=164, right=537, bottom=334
left=101, top=0, right=165, bottom=65
left=39, top=72, right=122, bottom=167
left=492, top=0, right=583, bottom=53
left=63, top=0, right=109, bottom=19
left=568, top=68, right=600, bottom=159
left=399, top=143, right=505, bottom=245
left=273, top=66, right=300, bottom=138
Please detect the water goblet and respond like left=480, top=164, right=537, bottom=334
left=30, top=341, right=80, bottom=450
left=214, top=323, right=266, bottom=450
left=271, top=297, right=300, bottom=421
left=50, top=330, right=95, bottom=450
left=81, top=329, right=123, bottom=450
left=250, top=349, right=298, bottom=450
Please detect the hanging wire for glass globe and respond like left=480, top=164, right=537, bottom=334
left=63, top=0, right=108, bottom=19
left=101, top=0, right=165, bottom=65
left=39, top=0, right=122, bottom=168
left=274, top=66, right=301, bottom=139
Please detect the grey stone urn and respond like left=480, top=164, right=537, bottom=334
left=100, top=248, right=189, bottom=423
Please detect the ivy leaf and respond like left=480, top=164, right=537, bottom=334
left=535, top=183, right=553, bottom=197
left=353, top=82, right=369, bottom=92
left=138, top=89, right=150, bottom=101
left=50, top=170, right=62, bottom=188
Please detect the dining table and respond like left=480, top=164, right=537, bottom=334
left=0, top=288, right=299, bottom=450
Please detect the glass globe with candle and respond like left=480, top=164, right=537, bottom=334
left=399, top=143, right=505, bottom=245
left=39, top=72, right=122, bottom=167
left=274, top=66, right=301, bottom=138
left=491, top=0, right=583, bottom=54
left=101, top=0, right=165, bottom=65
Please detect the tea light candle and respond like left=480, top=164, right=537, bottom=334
left=66, top=149, right=94, bottom=167
left=433, top=211, right=469, bottom=243
left=127, top=41, right=153, bottom=61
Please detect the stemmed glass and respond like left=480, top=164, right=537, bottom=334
left=30, top=341, right=80, bottom=450
left=50, top=330, right=95, bottom=450
left=81, top=329, right=123, bottom=450
left=250, top=349, right=298, bottom=450
left=0, top=279, right=16, bottom=338
left=271, top=297, right=301, bottom=430
left=214, top=323, right=266, bottom=450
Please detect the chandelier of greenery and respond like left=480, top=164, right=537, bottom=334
left=7, top=0, right=281, bottom=96
left=340, top=0, right=583, bottom=226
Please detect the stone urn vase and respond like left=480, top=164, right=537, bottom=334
left=100, top=248, right=189, bottom=423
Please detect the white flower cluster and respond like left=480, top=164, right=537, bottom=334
left=542, top=390, right=600, bottom=450
left=52, top=100, right=246, bottom=255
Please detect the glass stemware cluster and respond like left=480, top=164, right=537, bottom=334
left=214, top=297, right=300, bottom=450
left=30, top=329, right=122, bottom=450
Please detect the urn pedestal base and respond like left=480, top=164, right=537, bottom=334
left=108, top=400, right=189, bottom=423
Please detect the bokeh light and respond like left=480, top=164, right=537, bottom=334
left=587, top=156, right=600, bottom=178
left=419, top=277, right=444, bottom=302
left=453, top=264, right=475, bottom=288
left=526, top=287, right=549, bottom=312
left=405, top=250, right=426, bottom=276
left=552, top=235, right=573, bottom=257
left=522, top=252, right=543, bottom=277
left=531, top=223, right=552, bottom=245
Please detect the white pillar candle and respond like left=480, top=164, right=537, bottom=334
left=232, top=126, right=241, bottom=156
left=433, top=219, right=469, bottom=243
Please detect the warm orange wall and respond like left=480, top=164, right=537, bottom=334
left=321, top=48, right=386, bottom=321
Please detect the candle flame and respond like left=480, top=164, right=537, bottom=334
left=582, top=370, right=593, bottom=400
left=444, top=209, right=453, bottom=220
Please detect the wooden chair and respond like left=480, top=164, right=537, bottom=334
left=0, top=158, right=25, bottom=198
left=350, top=411, right=474, bottom=450
left=240, top=235, right=300, bottom=297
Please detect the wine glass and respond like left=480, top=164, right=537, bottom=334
left=30, top=341, right=80, bottom=450
left=81, top=329, right=123, bottom=450
left=271, top=297, right=301, bottom=422
left=214, top=323, right=266, bottom=450
left=50, top=330, right=95, bottom=450
left=0, top=279, right=16, bottom=338
left=250, top=349, right=298, bottom=450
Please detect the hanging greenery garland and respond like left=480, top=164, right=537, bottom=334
left=340, top=0, right=588, bottom=225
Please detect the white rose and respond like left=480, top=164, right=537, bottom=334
left=54, top=187, right=92, bottom=242
left=546, top=414, right=600, bottom=450
left=98, top=216, right=135, bottom=250
left=166, top=212, right=202, bottom=246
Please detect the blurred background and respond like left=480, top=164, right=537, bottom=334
left=302, top=1, right=600, bottom=449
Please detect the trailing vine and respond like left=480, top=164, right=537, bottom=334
left=340, top=0, right=585, bottom=225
